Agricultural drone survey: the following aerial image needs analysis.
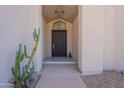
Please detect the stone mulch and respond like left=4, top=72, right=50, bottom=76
left=27, top=73, right=41, bottom=88
left=80, top=70, right=124, bottom=88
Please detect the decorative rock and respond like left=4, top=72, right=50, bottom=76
left=80, top=70, right=124, bottom=88
left=26, top=72, right=41, bottom=88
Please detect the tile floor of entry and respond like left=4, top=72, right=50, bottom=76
left=35, top=64, right=86, bottom=88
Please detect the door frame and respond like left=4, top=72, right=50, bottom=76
left=51, top=30, right=67, bottom=57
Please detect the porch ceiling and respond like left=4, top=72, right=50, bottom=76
left=42, top=5, right=78, bottom=23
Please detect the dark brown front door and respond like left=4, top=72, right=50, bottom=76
left=52, top=30, right=67, bottom=57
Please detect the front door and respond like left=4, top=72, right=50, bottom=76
left=52, top=30, right=67, bottom=57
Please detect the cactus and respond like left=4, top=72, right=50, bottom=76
left=11, top=28, right=40, bottom=87
left=11, top=44, right=25, bottom=86
left=24, top=27, right=40, bottom=67
left=21, top=27, right=40, bottom=82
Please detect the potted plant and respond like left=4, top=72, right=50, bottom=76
left=10, top=28, right=40, bottom=88
left=68, top=52, right=72, bottom=58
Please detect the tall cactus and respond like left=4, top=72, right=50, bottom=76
left=21, top=27, right=40, bottom=81
left=24, top=27, right=40, bottom=66
left=11, top=44, right=25, bottom=86
left=11, top=28, right=40, bottom=87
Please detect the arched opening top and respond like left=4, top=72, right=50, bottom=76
left=53, top=21, right=66, bottom=30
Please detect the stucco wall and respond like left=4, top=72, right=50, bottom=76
left=103, top=6, right=115, bottom=70
left=0, top=6, right=43, bottom=86
left=41, top=17, right=46, bottom=60
left=72, top=16, right=78, bottom=61
left=79, top=6, right=104, bottom=74
left=82, top=6, right=124, bottom=72
left=34, top=6, right=44, bottom=73
left=113, top=6, right=124, bottom=71
left=103, top=6, right=124, bottom=71
left=45, top=19, right=73, bottom=58
left=78, top=6, right=83, bottom=72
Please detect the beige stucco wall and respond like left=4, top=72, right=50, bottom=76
left=78, top=6, right=83, bottom=72
left=34, top=6, right=45, bottom=73
left=102, top=6, right=124, bottom=71
left=79, top=6, right=104, bottom=74
left=41, top=17, right=46, bottom=61
left=0, top=6, right=43, bottom=85
left=72, top=16, right=78, bottom=61
left=45, top=19, right=73, bottom=58
left=103, top=6, right=124, bottom=72
left=113, top=6, right=124, bottom=71
left=79, top=5, right=124, bottom=74
left=103, top=6, right=115, bottom=70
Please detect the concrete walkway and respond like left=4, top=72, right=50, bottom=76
left=35, top=64, right=86, bottom=88
left=36, top=74, right=86, bottom=88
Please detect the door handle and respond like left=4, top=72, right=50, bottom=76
left=52, top=44, right=55, bottom=50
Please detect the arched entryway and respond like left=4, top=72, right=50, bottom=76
left=41, top=5, right=81, bottom=73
